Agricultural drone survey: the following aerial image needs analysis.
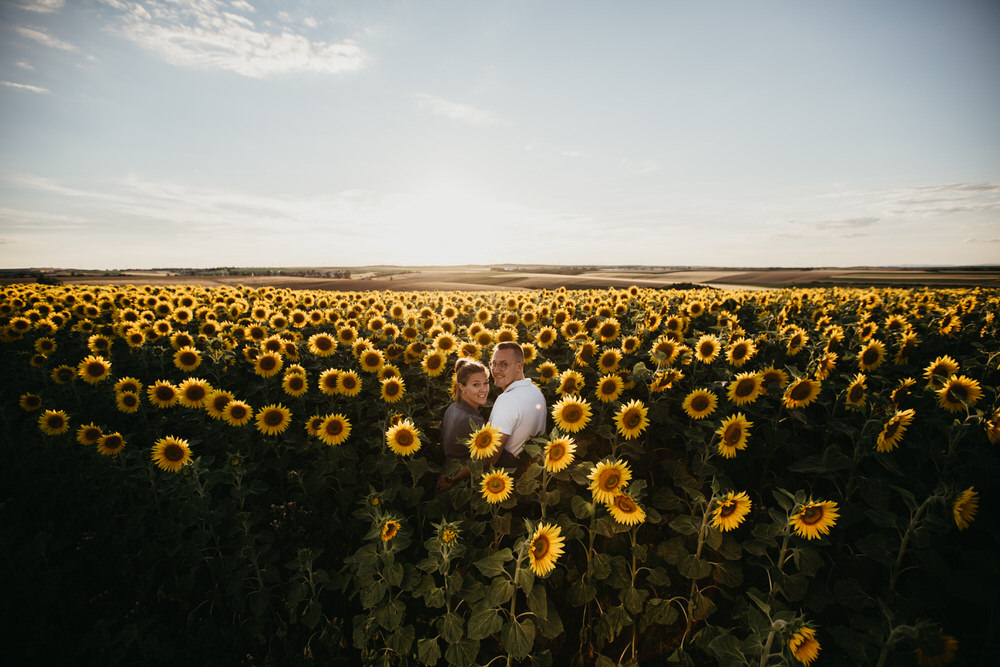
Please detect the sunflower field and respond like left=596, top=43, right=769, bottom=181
left=2, top=281, right=999, bottom=666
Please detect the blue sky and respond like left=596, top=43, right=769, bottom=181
left=1, top=0, right=998, bottom=269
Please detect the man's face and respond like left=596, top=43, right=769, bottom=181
left=490, top=349, right=521, bottom=390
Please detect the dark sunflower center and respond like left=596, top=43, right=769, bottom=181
left=800, top=506, right=823, bottom=525
left=487, top=478, right=505, bottom=492
left=229, top=405, right=247, bottom=419
left=186, top=387, right=206, bottom=401
left=326, top=421, right=343, bottom=436
left=260, top=357, right=277, bottom=370
left=155, top=387, right=175, bottom=401
left=564, top=406, right=582, bottom=422
left=549, top=444, right=565, bottom=460
left=719, top=501, right=737, bottom=518
left=265, top=411, right=284, bottom=426
left=532, top=536, right=550, bottom=558
left=396, top=431, right=414, bottom=447
left=692, top=395, right=709, bottom=411
left=624, top=411, right=642, bottom=428
left=862, top=349, right=879, bottom=365
left=86, top=362, right=105, bottom=377
left=735, top=380, right=755, bottom=397
left=947, top=385, right=967, bottom=401
left=164, top=444, right=184, bottom=462
left=179, top=352, right=197, bottom=365
left=849, top=385, right=864, bottom=402
left=790, top=383, right=811, bottom=401
left=601, top=472, right=620, bottom=490
left=725, top=425, right=742, bottom=444
left=385, top=383, right=400, bottom=396
left=288, top=377, right=304, bottom=390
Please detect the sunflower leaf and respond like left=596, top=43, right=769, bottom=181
left=500, top=618, right=536, bottom=660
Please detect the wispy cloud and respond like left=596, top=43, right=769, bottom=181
left=98, top=0, right=366, bottom=78
left=14, top=25, right=77, bottom=51
left=12, top=0, right=66, bottom=14
left=413, top=93, right=502, bottom=127
left=0, top=80, right=50, bottom=94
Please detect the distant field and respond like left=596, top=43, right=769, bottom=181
left=21, top=266, right=1000, bottom=290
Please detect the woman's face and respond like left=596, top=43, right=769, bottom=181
left=459, top=371, right=489, bottom=407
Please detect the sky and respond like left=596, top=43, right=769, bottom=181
left=1, top=0, right=999, bottom=270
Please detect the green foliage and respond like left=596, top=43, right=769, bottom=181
left=2, top=282, right=999, bottom=665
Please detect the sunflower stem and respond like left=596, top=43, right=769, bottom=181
left=758, top=628, right=776, bottom=667
left=890, top=495, right=932, bottom=592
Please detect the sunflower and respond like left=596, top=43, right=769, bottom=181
left=467, top=423, right=502, bottom=460
left=597, top=318, right=620, bottom=342
left=535, top=326, right=558, bottom=348
left=151, top=436, right=193, bottom=472
left=783, top=378, right=821, bottom=409
left=223, top=400, right=254, bottom=427
left=876, top=408, right=916, bottom=453
left=255, top=404, right=292, bottom=436
left=281, top=372, right=309, bottom=397
left=987, top=408, right=1000, bottom=445
left=597, top=349, right=622, bottom=374
left=890, top=377, right=917, bottom=406
left=18, top=393, right=42, bottom=411
left=936, top=375, right=982, bottom=413
left=537, top=361, right=559, bottom=382
left=915, top=633, right=959, bottom=666
left=649, top=336, right=681, bottom=366
left=421, top=350, right=448, bottom=377
left=318, top=368, right=341, bottom=396
left=557, top=369, right=585, bottom=396
left=49, top=364, right=75, bottom=384
left=380, top=377, right=405, bottom=403
left=784, top=326, right=808, bottom=356
left=359, top=348, right=385, bottom=374
left=114, top=377, right=142, bottom=395
left=87, top=334, right=112, bottom=354
left=727, top=372, right=763, bottom=406
left=253, top=351, right=284, bottom=378
left=307, top=333, right=337, bottom=357
left=147, top=380, right=179, bottom=408
left=527, top=522, right=566, bottom=576
left=386, top=419, right=422, bottom=456
left=952, top=486, right=978, bottom=531
left=96, top=432, right=125, bottom=456
left=814, top=353, right=838, bottom=381
left=857, top=339, right=886, bottom=372
left=711, top=491, right=752, bottom=532
left=588, top=459, right=632, bottom=504
left=205, top=390, right=234, bottom=420
left=595, top=374, right=625, bottom=403
left=760, top=366, right=790, bottom=390
left=606, top=493, right=646, bottom=526
left=788, top=626, right=821, bottom=666
left=726, top=338, right=756, bottom=367
left=173, top=345, right=201, bottom=371
left=716, top=413, right=752, bottom=458
left=551, top=395, right=593, bottom=433
left=543, top=436, right=577, bottom=473
left=337, top=370, right=363, bottom=397
left=480, top=470, right=514, bottom=504
left=649, top=369, right=683, bottom=393
left=844, top=373, right=867, bottom=408
left=317, top=414, right=352, bottom=446
left=76, top=423, right=103, bottom=446
left=77, top=354, right=111, bottom=385
left=381, top=518, right=401, bottom=542
left=115, top=391, right=141, bottom=414
left=789, top=500, right=840, bottom=540
left=682, top=389, right=718, bottom=420
left=924, top=355, right=959, bottom=388
left=177, top=378, right=213, bottom=408
left=615, top=399, right=649, bottom=440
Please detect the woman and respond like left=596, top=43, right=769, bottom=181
left=437, top=358, right=489, bottom=491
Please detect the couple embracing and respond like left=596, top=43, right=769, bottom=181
left=437, top=341, right=547, bottom=491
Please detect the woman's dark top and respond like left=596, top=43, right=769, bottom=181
left=441, top=399, right=485, bottom=460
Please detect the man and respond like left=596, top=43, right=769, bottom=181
left=488, top=341, right=547, bottom=469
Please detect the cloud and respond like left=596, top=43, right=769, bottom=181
left=14, top=25, right=77, bottom=51
left=413, top=93, right=502, bottom=127
left=98, top=0, right=366, bottom=78
left=12, top=0, right=65, bottom=13
left=963, top=237, right=1000, bottom=244
left=0, top=80, right=50, bottom=94
left=813, top=217, right=880, bottom=230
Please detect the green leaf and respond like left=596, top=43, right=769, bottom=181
left=384, top=561, right=404, bottom=587
left=622, top=586, right=649, bottom=615
left=473, top=548, right=513, bottom=578
left=302, top=599, right=322, bottom=629
left=678, top=554, right=713, bottom=580
left=642, top=598, right=678, bottom=627
left=444, top=638, right=480, bottom=667
left=488, top=576, right=514, bottom=607
left=467, top=607, right=503, bottom=641
left=526, top=582, right=547, bottom=621
left=440, top=612, right=464, bottom=644
left=417, top=637, right=442, bottom=666
left=646, top=566, right=671, bottom=587
left=360, top=579, right=387, bottom=609
left=374, top=598, right=404, bottom=631
left=517, top=567, right=535, bottom=596
left=591, top=552, right=612, bottom=578
left=537, top=597, right=564, bottom=639
left=669, top=514, right=699, bottom=536
left=501, top=618, right=536, bottom=660
left=571, top=494, right=594, bottom=519
left=386, top=623, right=414, bottom=654
left=658, top=536, right=689, bottom=564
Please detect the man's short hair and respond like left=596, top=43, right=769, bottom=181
left=493, top=341, right=524, bottom=362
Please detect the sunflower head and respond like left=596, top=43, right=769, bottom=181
left=480, top=470, right=514, bottom=504
left=789, top=499, right=840, bottom=540
left=683, top=389, right=718, bottom=420
left=711, top=491, right=752, bottom=532
left=543, top=436, right=577, bottom=473
left=527, top=522, right=566, bottom=576
left=952, top=486, right=978, bottom=531
left=386, top=419, right=422, bottom=456
left=606, top=493, right=646, bottom=526
left=615, top=399, right=649, bottom=440
left=588, top=459, right=632, bottom=505
left=788, top=626, right=821, bottom=666
left=467, top=423, right=502, bottom=460
left=551, top=395, right=593, bottom=433
left=151, top=436, right=193, bottom=472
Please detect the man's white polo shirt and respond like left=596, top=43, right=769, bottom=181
left=488, top=378, right=547, bottom=457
